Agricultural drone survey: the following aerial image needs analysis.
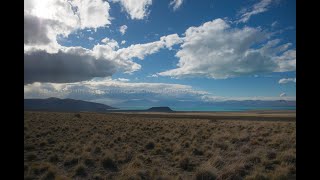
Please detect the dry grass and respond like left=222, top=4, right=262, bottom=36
left=24, top=111, right=296, bottom=179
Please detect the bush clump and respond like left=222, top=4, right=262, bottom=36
left=102, top=156, right=118, bottom=171
left=74, top=165, right=87, bottom=177
left=179, top=157, right=193, bottom=171
left=26, top=153, right=37, bottom=161
left=195, top=170, right=217, bottom=180
left=145, top=142, right=155, bottom=150
left=49, top=154, right=59, bottom=163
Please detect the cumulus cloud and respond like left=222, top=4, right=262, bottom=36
left=25, top=34, right=183, bottom=84
left=25, top=0, right=79, bottom=28
left=116, top=33, right=183, bottom=60
left=100, top=37, right=119, bottom=49
left=237, top=0, right=274, bottom=23
left=70, top=0, right=111, bottom=29
left=121, top=40, right=126, bottom=45
left=169, top=0, right=184, bottom=11
left=88, top=37, right=94, bottom=41
left=24, top=0, right=111, bottom=50
left=119, top=25, right=128, bottom=35
left=160, top=33, right=183, bottom=50
left=31, top=0, right=111, bottom=29
left=275, top=50, right=296, bottom=72
left=110, top=0, right=152, bottom=20
left=24, top=14, right=72, bottom=52
left=24, top=14, right=54, bottom=45
left=158, top=18, right=296, bottom=79
left=279, top=78, right=296, bottom=84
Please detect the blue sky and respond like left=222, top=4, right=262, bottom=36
left=24, top=0, right=296, bottom=106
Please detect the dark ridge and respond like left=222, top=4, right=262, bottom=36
left=24, top=98, right=116, bottom=112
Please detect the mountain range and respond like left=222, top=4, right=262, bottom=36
left=24, top=97, right=116, bottom=112
left=24, top=97, right=295, bottom=112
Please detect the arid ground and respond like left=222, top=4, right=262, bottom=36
left=24, top=111, right=296, bottom=180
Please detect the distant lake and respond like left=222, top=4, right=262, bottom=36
left=117, top=106, right=296, bottom=112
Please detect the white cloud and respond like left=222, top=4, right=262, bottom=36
left=119, top=25, right=128, bottom=35
left=271, top=21, right=278, bottom=27
left=100, top=37, right=119, bottom=49
left=110, top=0, right=152, bottom=20
left=88, top=37, right=94, bottom=41
left=160, top=33, right=183, bottom=50
left=25, top=0, right=111, bottom=30
left=25, top=0, right=79, bottom=28
left=280, top=92, right=286, bottom=97
left=275, top=50, right=296, bottom=72
left=169, top=0, right=184, bottom=11
left=148, top=74, right=158, bottom=78
left=116, top=33, right=183, bottom=60
left=158, top=18, right=296, bottom=79
left=279, top=78, right=296, bottom=84
left=69, top=0, right=111, bottom=29
left=237, top=0, right=274, bottom=23
left=121, top=40, right=126, bottom=44
left=24, top=0, right=111, bottom=52
left=116, top=78, right=130, bottom=82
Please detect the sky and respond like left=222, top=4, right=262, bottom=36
left=24, top=0, right=296, bottom=107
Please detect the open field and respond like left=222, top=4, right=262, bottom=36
left=24, top=111, right=296, bottom=180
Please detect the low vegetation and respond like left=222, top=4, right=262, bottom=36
left=24, top=111, right=296, bottom=179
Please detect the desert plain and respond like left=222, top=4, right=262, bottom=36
left=24, top=110, right=296, bottom=180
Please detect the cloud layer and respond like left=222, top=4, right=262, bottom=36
left=24, top=78, right=208, bottom=106
left=24, top=78, right=296, bottom=107
left=24, top=48, right=118, bottom=84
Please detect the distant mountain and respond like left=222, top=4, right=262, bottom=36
left=147, top=107, right=173, bottom=112
left=24, top=97, right=116, bottom=112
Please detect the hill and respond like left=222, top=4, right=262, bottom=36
left=147, top=106, right=173, bottom=112
left=24, top=97, right=116, bottom=112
